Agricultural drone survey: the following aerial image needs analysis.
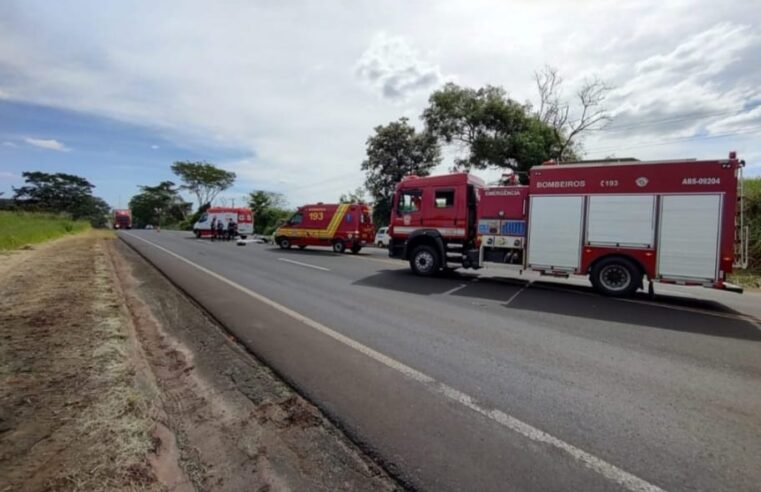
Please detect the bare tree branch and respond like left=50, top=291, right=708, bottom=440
left=534, top=67, right=612, bottom=161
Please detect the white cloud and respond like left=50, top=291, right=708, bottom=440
left=24, top=137, right=71, bottom=152
left=356, top=32, right=444, bottom=100
left=1, top=141, right=16, bottom=147
left=150, top=144, right=159, bottom=149
left=0, top=0, right=759, bottom=197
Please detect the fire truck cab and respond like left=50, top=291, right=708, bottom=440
left=389, top=153, right=748, bottom=297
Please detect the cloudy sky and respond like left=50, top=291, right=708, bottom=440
left=1, top=0, right=759, bottom=208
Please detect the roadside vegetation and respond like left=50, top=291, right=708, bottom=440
left=0, top=211, right=90, bottom=250
left=0, top=233, right=159, bottom=491
left=731, top=177, right=761, bottom=288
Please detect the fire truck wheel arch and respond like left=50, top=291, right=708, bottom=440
left=402, top=230, right=446, bottom=265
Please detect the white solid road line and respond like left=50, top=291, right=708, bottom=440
left=277, top=257, right=330, bottom=271
left=505, top=281, right=532, bottom=306
left=123, top=232, right=663, bottom=492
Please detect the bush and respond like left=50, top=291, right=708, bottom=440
left=743, top=177, right=761, bottom=271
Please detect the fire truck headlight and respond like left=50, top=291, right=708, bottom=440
left=348, top=233, right=354, bottom=239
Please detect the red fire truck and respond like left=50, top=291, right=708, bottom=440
left=389, top=152, right=749, bottom=297
left=113, top=209, right=132, bottom=229
left=274, top=202, right=375, bottom=253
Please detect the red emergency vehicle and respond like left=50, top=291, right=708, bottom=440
left=389, top=152, right=749, bottom=297
left=192, top=207, right=254, bottom=238
left=113, top=209, right=132, bottom=229
left=274, top=202, right=375, bottom=253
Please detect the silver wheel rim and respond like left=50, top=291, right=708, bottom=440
left=334, top=242, right=343, bottom=252
left=281, top=239, right=289, bottom=248
left=600, top=264, right=631, bottom=292
left=414, top=251, right=435, bottom=273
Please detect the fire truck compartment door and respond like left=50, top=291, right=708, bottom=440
left=657, top=194, right=721, bottom=281
left=586, top=195, right=655, bottom=247
left=527, top=196, right=583, bottom=270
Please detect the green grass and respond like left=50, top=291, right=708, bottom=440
left=0, top=211, right=90, bottom=250
left=730, top=177, right=761, bottom=288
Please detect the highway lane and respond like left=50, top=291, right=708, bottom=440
left=120, top=230, right=761, bottom=491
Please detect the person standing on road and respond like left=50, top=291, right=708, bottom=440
left=227, top=218, right=236, bottom=241
left=216, top=218, right=224, bottom=242
left=210, top=217, right=217, bottom=241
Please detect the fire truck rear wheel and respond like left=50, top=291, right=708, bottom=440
left=333, top=241, right=346, bottom=253
left=277, top=237, right=291, bottom=249
left=410, top=245, right=441, bottom=276
left=591, top=257, right=641, bottom=297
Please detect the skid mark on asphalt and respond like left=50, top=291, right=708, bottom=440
left=277, top=258, right=330, bottom=271
left=123, top=232, right=664, bottom=492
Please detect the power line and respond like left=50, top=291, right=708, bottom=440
left=283, top=171, right=364, bottom=192
left=586, top=124, right=761, bottom=155
left=597, top=103, right=761, bottom=133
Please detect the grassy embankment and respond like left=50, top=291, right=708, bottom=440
left=0, top=211, right=90, bottom=250
left=731, top=178, right=761, bottom=288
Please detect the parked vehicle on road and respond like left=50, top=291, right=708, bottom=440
left=113, top=209, right=132, bottom=229
left=389, top=152, right=749, bottom=297
left=274, top=202, right=374, bottom=254
left=375, top=227, right=391, bottom=247
left=193, top=207, right=254, bottom=239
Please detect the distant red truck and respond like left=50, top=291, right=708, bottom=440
left=113, top=209, right=132, bottom=229
left=274, top=203, right=375, bottom=253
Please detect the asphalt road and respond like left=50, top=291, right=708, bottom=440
left=120, top=230, right=761, bottom=492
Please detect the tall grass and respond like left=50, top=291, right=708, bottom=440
left=0, top=211, right=90, bottom=250
left=742, top=177, right=761, bottom=272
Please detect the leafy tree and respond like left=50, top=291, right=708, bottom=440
left=248, top=190, right=292, bottom=235
left=171, top=161, right=236, bottom=210
left=129, top=181, right=191, bottom=228
left=13, top=172, right=94, bottom=211
left=339, top=187, right=367, bottom=204
left=12, top=171, right=109, bottom=227
left=73, top=196, right=111, bottom=228
left=422, top=83, right=558, bottom=176
left=361, top=118, right=440, bottom=226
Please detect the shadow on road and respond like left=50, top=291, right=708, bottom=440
left=263, top=246, right=381, bottom=258
left=353, top=269, right=761, bottom=341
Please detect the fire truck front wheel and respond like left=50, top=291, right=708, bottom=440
left=410, top=245, right=441, bottom=276
left=277, top=237, right=291, bottom=249
left=332, top=240, right=346, bottom=253
left=590, top=256, right=641, bottom=297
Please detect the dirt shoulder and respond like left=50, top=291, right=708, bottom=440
left=0, top=231, right=159, bottom=491
left=0, top=231, right=399, bottom=491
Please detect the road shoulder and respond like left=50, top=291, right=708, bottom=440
left=111, top=238, right=399, bottom=490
